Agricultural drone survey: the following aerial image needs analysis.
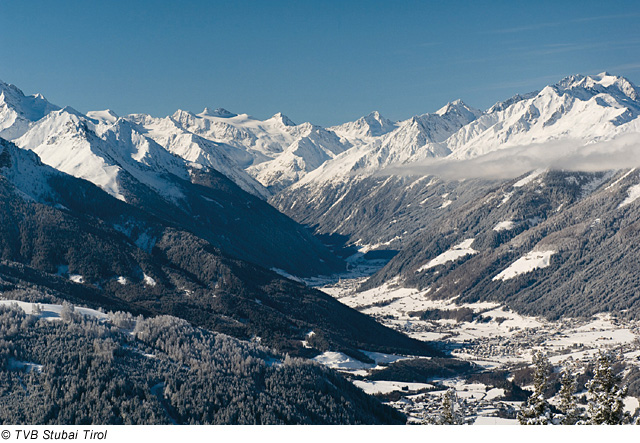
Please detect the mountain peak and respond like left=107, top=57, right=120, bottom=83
left=200, top=107, right=237, bottom=118
left=434, top=100, right=483, bottom=122
left=555, top=73, right=639, bottom=101
left=356, top=110, right=396, bottom=136
left=488, top=91, right=540, bottom=113
left=269, top=112, right=296, bottom=126
left=0, top=80, right=60, bottom=140
left=86, top=109, right=119, bottom=126
left=436, top=99, right=468, bottom=115
left=59, top=106, right=84, bottom=118
left=363, top=110, right=393, bottom=125
left=0, top=80, right=22, bottom=96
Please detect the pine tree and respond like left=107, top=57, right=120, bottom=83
left=440, top=388, right=464, bottom=425
left=558, top=364, right=582, bottom=424
left=518, top=351, right=552, bottom=425
left=586, top=352, right=628, bottom=425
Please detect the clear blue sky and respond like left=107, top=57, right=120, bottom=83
left=1, top=0, right=639, bottom=126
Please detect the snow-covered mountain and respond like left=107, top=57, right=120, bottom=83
left=447, top=72, right=640, bottom=159
left=15, top=107, right=190, bottom=202
left=0, top=82, right=269, bottom=200
left=5, top=73, right=640, bottom=268
left=127, top=109, right=353, bottom=192
left=286, top=73, right=640, bottom=190
left=0, top=137, right=432, bottom=361
left=246, top=122, right=352, bottom=191
left=0, top=80, right=345, bottom=277
left=5, top=72, right=640, bottom=200
left=290, top=100, right=482, bottom=187
left=274, top=73, right=640, bottom=230
left=0, top=80, right=59, bottom=140
left=330, top=111, right=397, bottom=139
left=272, top=73, right=640, bottom=297
left=124, top=111, right=270, bottom=198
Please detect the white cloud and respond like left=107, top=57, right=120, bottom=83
left=379, top=133, right=640, bottom=181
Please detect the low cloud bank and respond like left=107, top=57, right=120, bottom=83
left=379, top=133, right=640, bottom=181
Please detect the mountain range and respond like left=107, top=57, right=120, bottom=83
left=3, top=72, right=640, bottom=314
left=3, top=70, right=640, bottom=424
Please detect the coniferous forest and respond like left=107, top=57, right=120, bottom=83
left=0, top=304, right=404, bottom=425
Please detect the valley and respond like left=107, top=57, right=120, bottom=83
left=313, top=271, right=640, bottom=424
left=2, top=71, right=640, bottom=425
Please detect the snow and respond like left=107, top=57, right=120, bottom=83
left=0, top=139, right=60, bottom=203
left=361, top=350, right=411, bottom=365
left=0, top=80, right=60, bottom=139
left=86, top=109, right=119, bottom=125
left=293, top=102, right=480, bottom=188
left=547, top=314, right=637, bottom=364
left=312, top=349, right=410, bottom=375
left=7, top=358, right=43, bottom=373
left=117, top=276, right=128, bottom=285
left=624, top=396, right=639, bottom=414
left=618, top=182, right=640, bottom=208
left=484, top=388, right=505, bottom=400
left=353, top=380, right=433, bottom=395
left=499, top=191, right=514, bottom=206
left=312, top=352, right=374, bottom=371
left=493, top=220, right=515, bottom=232
left=416, top=238, right=477, bottom=272
left=143, top=274, right=156, bottom=287
left=69, top=274, right=84, bottom=284
left=472, top=416, right=518, bottom=425
left=5, top=72, right=640, bottom=202
left=15, top=109, right=127, bottom=201
left=606, top=168, right=636, bottom=190
left=323, top=275, right=546, bottom=346
left=513, top=169, right=545, bottom=188
left=270, top=267, right=304, bottom=283
left=319, top=272, right=640, bottom=425
left=354, top=236, right=402, bottom=253
left=329, top=111, right=397, bottom=139
left=493, top=250, right=556, bottom=281
left=125, top=111, right=270, bottom=198
left=0, top=300, right=109, bottom=321
left=448, top=74, right=640, bottom=161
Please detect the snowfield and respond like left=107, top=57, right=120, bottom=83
left=416, top=238, right=477, bottom=272
left=493, top=220, right=515, bottom=232
left=619, top=182, right=640, bottom=208
left=493, top=250, right=556, bottom=281
left=353, top=380, right=434, bottom=395
left=0, top=300, right=109, bottom=321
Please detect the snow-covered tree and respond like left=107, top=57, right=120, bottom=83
left=440, top=388, right=464, bottom=425
left=60, top=301, right=76, bottom=322
left=558, top=364, right=582, bottom=424
left=518, top=351, right=553, bottom=425
left=586, top=352, right=628, bottom=425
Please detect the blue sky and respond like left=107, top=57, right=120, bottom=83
left=1, top=0, right=639, bottom=126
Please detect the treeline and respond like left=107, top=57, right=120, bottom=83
left=0, top=304, right=404, bottom=425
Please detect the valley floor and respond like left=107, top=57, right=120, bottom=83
left=313, top=274, right=640, bottom=424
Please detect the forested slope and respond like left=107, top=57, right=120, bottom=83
left=0, top=304, right=405, bottom=425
